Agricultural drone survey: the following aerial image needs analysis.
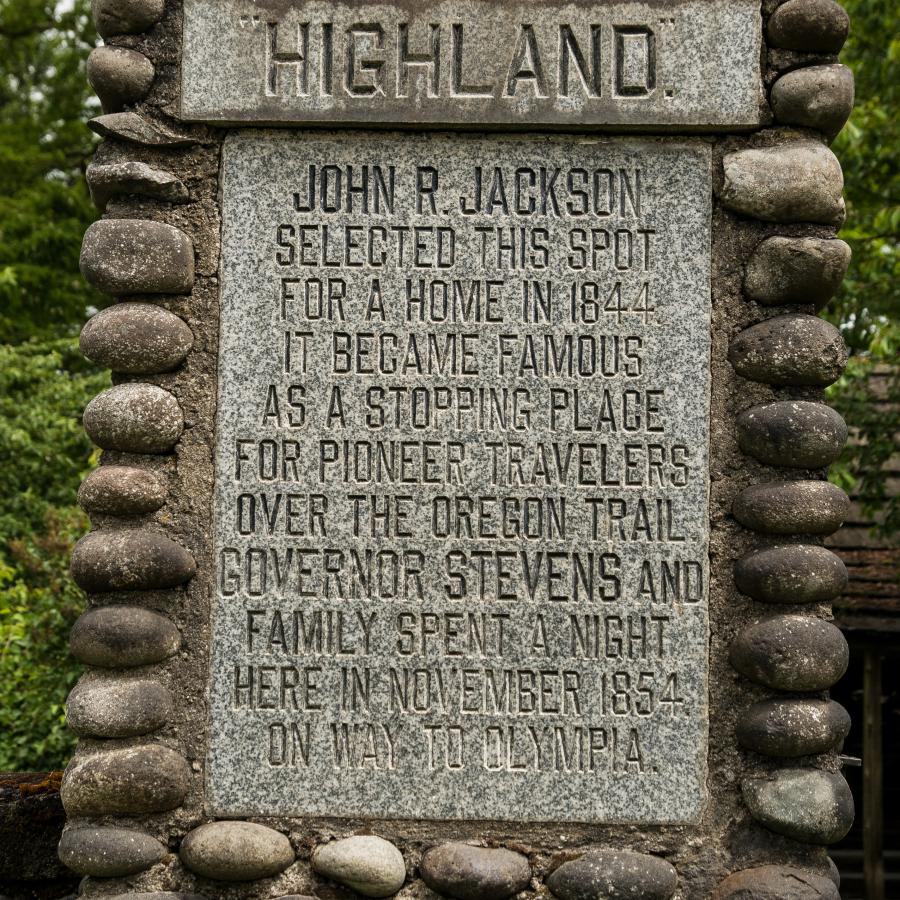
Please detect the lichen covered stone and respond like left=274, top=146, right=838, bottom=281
left=711, top=865, right=839, bottom=899
left=88, top=161, right=189, bottom=211
left=58, top=825, right=166, bottom=877
left=71, top=529, right=195, bottom=592
left=66, top=677, right=173, bottom=738
left=734, top=544, right=848, bottom=604
left=736, top=401, right=847, bottom=468
left=313, top=835, right=406, bottom=897
left=87, top=46, right=155, bottom=114
left=83, top=383, right=183, bottom=455
left=180, top=821, right=294, bottom=882
left=546, top=850, right=677, bottom=900
left=736, top=698, right=851, bottom=756
left=771, top=65, right=854, bottom=139
left=78, top=465, right=167, bottom=517
left=729, top=315, right=847, bottom=386
left=69, top=605, right=180, bottom=668
left=729, top=614, right=849, bottom=691
left=92, top=0, right=166, bottom=37
left=743, top=769, right=854, bottom=844
left=420, top=843, right=531, bottom=900
left=80, top=219, right=194, bottom=295
left=745, top=236, right=851, bottom=308
left=81, top=303, right=193, bottom=374
left=61, top=744, right=191, bottom=816
left=767, top=0, right=850, bottom=53
left=720, top=143, right=844, bottom=224
left=732, top=481, right=849, bottom=535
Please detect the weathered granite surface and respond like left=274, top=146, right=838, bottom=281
left=207, top=131, right=711, bottom=824
left=180, top=0, right=761, bottom=129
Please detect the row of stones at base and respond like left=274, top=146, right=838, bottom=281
left=58, top=827, right=842, bottom=897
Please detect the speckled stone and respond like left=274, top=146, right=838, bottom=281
left=182, top=0, right=761, bottom=129
left=61, top=745, right=191, bottom=816
left=744, top=237, right=851, bottom=308
left=89, top=112, right=198, bottom=147
left=733, top=481, right=849, bottom=534
left=729, top=315, right=847, bottom=386
left=729, top=614, right=849, bottom=691
left=736, top=698, right=851, bottom=756
left=208, top=131, right=712, bottom=825
left=711, top=865, right=839, bottom=899
left=736, top=401, right=847, bottom=468
left=83, top=383, right=183, bottom=454
left=734, top=544, right=848, bottom=604
left=87, top=46, right=155, bottom=114
left=69, top=605, right=180, bottom=668
left=81, top=303, right=193, bottom=374
left=720, top=143, right=844, bottom=224
left=420, top=843, right=531, bottom=900
left=771, top=65, right=854, bottom=139
left=58, top=826, right=166, bottom=877
left=80, top=220, right=194, bottom=296
left=78, top=465, right=167, bottom=517
left=179, top=821, right=294, bottom=882
left=66, top=677, right=173, bottom=738
left=767, top=0, right=850, bottom=53
left=743, top=769, right=854, bottom=844
left=71, top=529, right=195, bottom=592
left=313, top=836, right=406, bottom=897
left=88, top=161, right=189, bottom=211
left=546, top=850, right=677, bottom=900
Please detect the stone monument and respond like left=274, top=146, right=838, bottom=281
left=61, top=0, right=857, bottom=896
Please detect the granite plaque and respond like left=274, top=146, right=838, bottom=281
left=181, top=0, right=761, bottom=130
left=210, top=131, right=711, bottom=823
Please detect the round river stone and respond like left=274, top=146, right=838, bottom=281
left=69, top=605, right=180, bottom=668
left=733, top=544, right=848, bottom=604
left=92, top=0, right=166, bottom=37
left=736, top=401, right=847, bottom=468
left=743, top=769, right=855, bottom=844
left=66, top=677, right=173, bottom=738
left=420, top=843, right=531, bottom=900
left=744, top=236, right=851, bottom=308
left=729, top=614, right=849, bottom=691
left=83, top=383, right=184, bottom=455
left=767, top=0, right=850, bottom=53
left=58, top=825, right=166, bottom=877
left=729, top=315, right=847, bottom=387
left=546, top=850, right=677, bottom=900
left=711, top=865, right=839, bottom=899
left=732, top=481, right=849, bottom=535
left=61, top=744, right=191, bottom=816
left=771, top=65, right=854, bottom=139
left=180, top=821, right=294, bottom=882
left=87, top=46, right=155, bottom=114
left=81, top=303, right=193, bottom=374
left=78, top=465, right=167, bottom=517
left=312, top=835, right=406, bottom=897
left=736, top=698, right=851, bottom=757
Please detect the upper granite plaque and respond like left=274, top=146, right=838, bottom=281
left=209, top=131, right=711, bottom=823
left=181, top=0, right=761, bottom=129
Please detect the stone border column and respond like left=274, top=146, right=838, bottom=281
left=58, top=0, right=857, bottom=897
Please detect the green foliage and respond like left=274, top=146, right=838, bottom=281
left=0, top=0, right=99, bottom=344
left=826, top=0, right=900, bottom=534
left=0, top=339, right=107, bottom=770
left=0, top=2, right=103, bottom=769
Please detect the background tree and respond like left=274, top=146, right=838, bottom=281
left=826, top=0, right=900, bottom=534
left=0, top=0, right=104, bottom=770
